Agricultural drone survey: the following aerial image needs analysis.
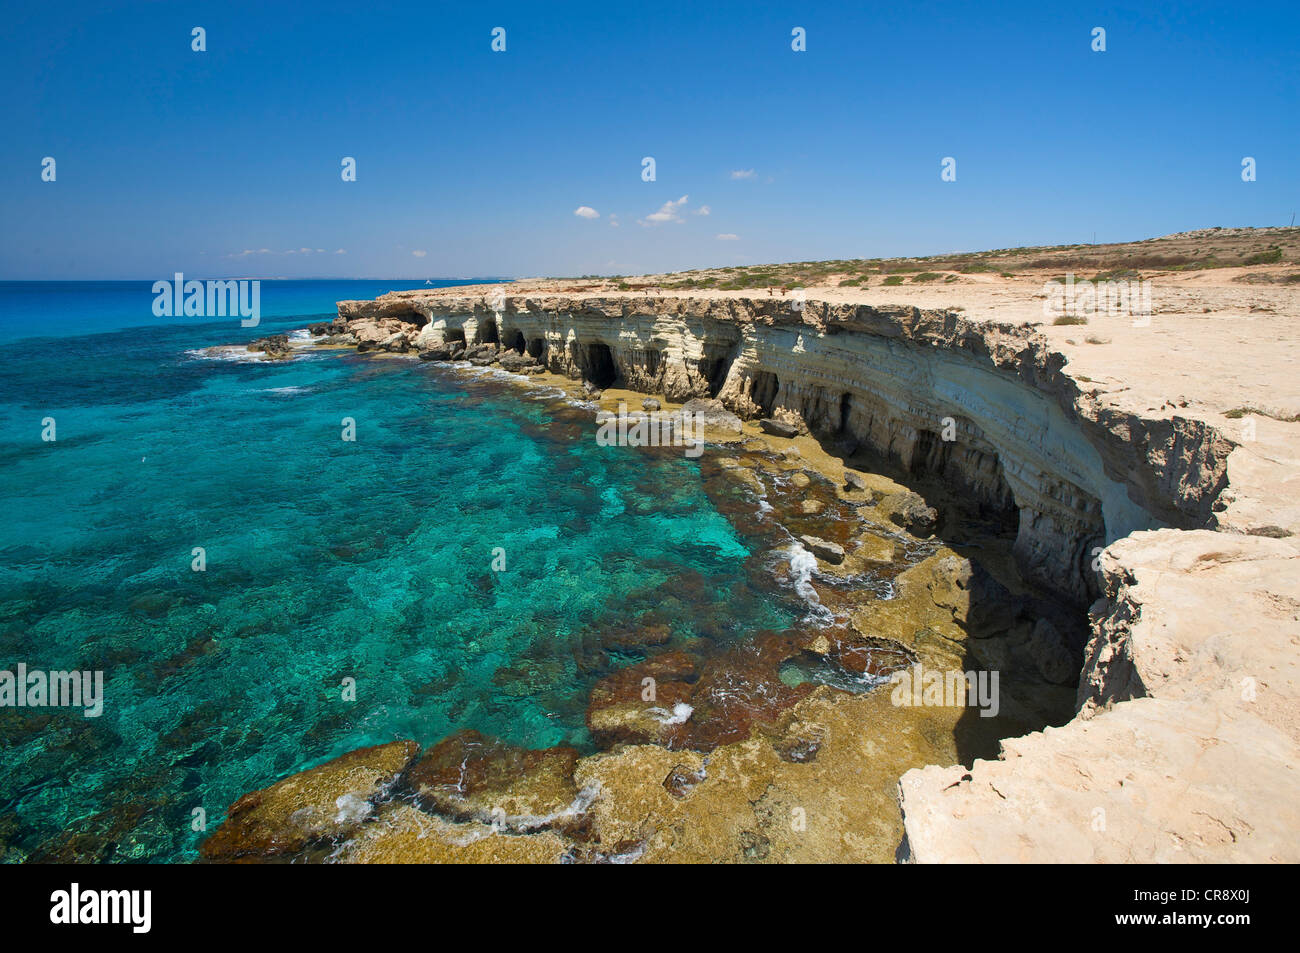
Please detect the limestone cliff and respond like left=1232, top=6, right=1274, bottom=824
left=337, top=291, right=1233, bottom=604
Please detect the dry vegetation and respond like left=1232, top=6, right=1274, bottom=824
left=558, top=226, right=1300, bottom=292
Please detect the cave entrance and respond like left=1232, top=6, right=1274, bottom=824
left=526, top=337, right=547, bottom=362
left=584, top=342, right=618, bottom=389
left=444, top=327, right=466, bottom=345
left=839, top=393, right=854, bottom=434
left=700, top=356, right=731, bottom=397
left=506, top=330, right=526, bottom=354
left=751, top=371, right=779, bottom=416
left=476, top=318, right=499, bottom=345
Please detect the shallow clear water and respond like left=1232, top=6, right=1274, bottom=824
left=0, top=282, right=800, bottom=862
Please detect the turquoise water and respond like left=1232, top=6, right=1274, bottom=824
left=0, top=281, right=798, bottom=862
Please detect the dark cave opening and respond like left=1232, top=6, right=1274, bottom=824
left=584, top=341, right=618, bottom=389
left=751, top=371, right=780, bottom=417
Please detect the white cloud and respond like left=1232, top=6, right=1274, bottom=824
left=694, top=205, right=711, bottom=216
left=729, top=169, right=756, bottom=180
left=716, top=233, right=740, bottom=241
left=608, top=214, right=620, bottom=227
left=574, top=206, right=600, bottom=219
left=225, top=246, right=325, bottom=258
left=335, top=249, right=346, bottom=254
left=639, top=195, right=689, bottom=226
left=412, top=250, right=427, bottom=258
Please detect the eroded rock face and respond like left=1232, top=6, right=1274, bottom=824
left=337, top=290, right=1231, bottom=602
left=899, top=529, right=1300, bottom=864
left=199, top=740, right=419, bottom=861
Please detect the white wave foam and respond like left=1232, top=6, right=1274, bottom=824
left=649, top=702, right=694, bottom=725
left=785, top=541, right=835, bottom=624
left=185, top=346, right=270, bottom=363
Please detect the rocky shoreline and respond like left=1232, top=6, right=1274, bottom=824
left=201, top=287, right=1299, bottom=863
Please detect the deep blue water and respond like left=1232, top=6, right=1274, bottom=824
left=0, top=281, right=798, bottom=862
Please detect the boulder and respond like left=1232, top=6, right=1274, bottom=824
left=759, top=418, right=800, bottom=438
left=418, top=346, right=453, bottom=361
left=844, top=470, right=868, bottom=492
left=642, top=398, right=662, bottom=411
left=800, top=535, right=845, bottom=565
left=499, top=352, right=539, bottom=372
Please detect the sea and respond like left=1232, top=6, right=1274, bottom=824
left=0, top=280, right=805, bottom=861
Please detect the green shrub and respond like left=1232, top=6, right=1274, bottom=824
left=1243, top=248, right=1283, bottom=265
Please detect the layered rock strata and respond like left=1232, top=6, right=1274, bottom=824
left=337, top=292, right=1233, bottom=604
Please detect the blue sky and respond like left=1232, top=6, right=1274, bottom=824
left=1, top=0, right=1296, bottom=279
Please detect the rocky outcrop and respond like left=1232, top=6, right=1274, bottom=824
left=200, top=740, right=419, bottom=861
left=898, top=529, right=1300, bottom=862
left=247, top=334, right=293, bottom=360
left=336, top=291, right=1234, bottom=605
